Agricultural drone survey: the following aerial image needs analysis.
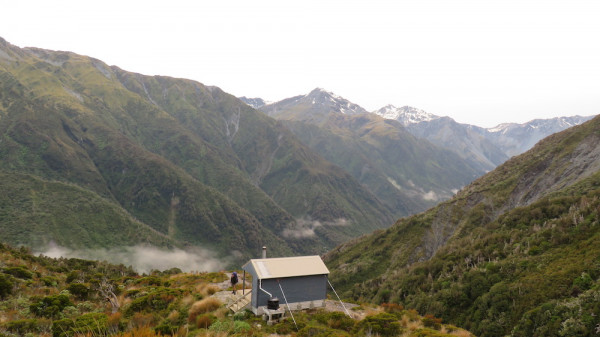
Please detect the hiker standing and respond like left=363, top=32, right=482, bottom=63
left=231, top=272, right=238, bottom=294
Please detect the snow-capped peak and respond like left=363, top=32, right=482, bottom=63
left=373, top=105, right=439, bottom=126
left=305, top=88, right=368, bottom=115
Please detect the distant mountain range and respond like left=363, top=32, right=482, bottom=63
left=244, top=92, right=594, bottom=174
left=242, top=89, right=594, bottom=216
left=258, top=88, right=484, bottom=217
left=373, top=104, right=595, bottom=170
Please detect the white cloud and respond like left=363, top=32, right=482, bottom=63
left=37, top=242, right=227, bottom=274
left=422, top=191, right=438, bottom=201
left=282, top=217, right=350, bottom=238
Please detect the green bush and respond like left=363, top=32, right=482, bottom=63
left=41, top=276, right=59, bottom=287
left=52, top=318, right=74, bottom=337
left=573, top=272, right=593, bottom=291
left=124, top=287, right=181, bottom=316
left=354, top=313, right=402, bottom=337
left=65, top=270, right=81, bottom=284
left=66, top=283, right=90, bottom=300
left=0, top=273, right=13, bottom=299
left=30, top=294, right=74, bottom=318
left=2, top=266, right=33, bottom=279
left=2, top=318, right=47, bottom=334
left=314, top=311, right=355, bottom=331
left=208, top=320, right=232, bottom=332
left=154, top=322, right=179, bottom=335
left=298, top=323, right=351, bottom=337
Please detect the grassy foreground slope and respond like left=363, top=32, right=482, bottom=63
left=325, top=116, right=600, bottom=336
left=0, top=242, right=475, bottom=337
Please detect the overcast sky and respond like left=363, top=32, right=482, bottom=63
left=2, top=0, right=599, bottom=127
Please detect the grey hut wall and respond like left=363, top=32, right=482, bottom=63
left=256, top=275, right=327, bottom=308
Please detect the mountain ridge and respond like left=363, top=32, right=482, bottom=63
left=371, top=103, right=595, bottom=164
left=0, top=37, right=395, bottom=264
left=259, top=88, right=484, bottom=217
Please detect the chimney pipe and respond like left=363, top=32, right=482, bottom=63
left=262, top=246, right=267, bottom=259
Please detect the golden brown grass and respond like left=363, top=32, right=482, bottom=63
left=188, top=297, right=222, bottom=323
left=115, top=327, right=169, bottom=336
left=180, top=294, right=195, bottom=307
left=195, top=313, right=215, bottom=329
left=196, top=283, right=220, bottom=297
left=129, top=313, right=156, bottom=329
left=167, top=310, right=179, bottom=323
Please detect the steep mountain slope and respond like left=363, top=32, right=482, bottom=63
left=407, top=116, right=508, bottom=172
left=0, top=37, right=394, bottom=263
left=0, top=171, right=176, bottom=250
left=325, top=116, right=600, bottom=336
left=261, top=89, right=483, bottom=217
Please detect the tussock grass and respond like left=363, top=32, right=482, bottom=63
left=188, top=298, right=222, bottom=323
left=195, top=283, right=219, bottom=297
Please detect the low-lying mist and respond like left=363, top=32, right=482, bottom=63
left=37, top=243, right=228, bottom=274
left=282, top=217, right=350, bottom=239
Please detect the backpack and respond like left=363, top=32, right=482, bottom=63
left=231, top=274, right=238, bottom=284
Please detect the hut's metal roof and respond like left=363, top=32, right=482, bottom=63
left=242, top=255, right=330, bottom=279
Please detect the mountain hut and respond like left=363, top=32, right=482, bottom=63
left=241, top=255, right=330, bottom=316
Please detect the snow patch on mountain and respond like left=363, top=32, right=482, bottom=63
left=306, top=88, right=367, bottom=115
left=239, top=96, right=271, bottom=109
left=373, top=105, right=439, bottom=126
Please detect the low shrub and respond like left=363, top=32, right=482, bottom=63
left=2, top=266, right=33, bottom=279
left=0, top=273, right=13, bottom=299
left=422, top=314, right=442, bottom=330
left=30, top=294, right=73, bottom=318
left=41, top=276, right=59, bottom=287
left=66, top=283, right=90, bottom=300
left=208, top=320, right=232, bottom=333
left=2, top=318, right=48, bottom=334
left=314, top=311, right=355, bottom=332
left=153, top=322, right=178, bottom=335
left=233, top=320, right=252, bottom=333
left=52, top=318, right=75, bottom=337
left=354, top=312, right=403, bottom=337
left=125, top=287, right=181, bottom=316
